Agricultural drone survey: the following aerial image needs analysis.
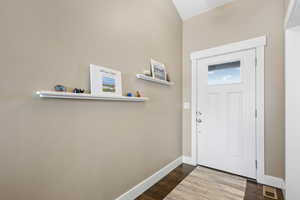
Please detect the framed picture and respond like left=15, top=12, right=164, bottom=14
left=90, top=64, right=122, bottom=96
left=150, top=59, right=167, bottom=81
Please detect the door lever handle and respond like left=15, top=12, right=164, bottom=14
left=196, top=111, right=202, bottom=116
left=196, top=119, right=202, bottom=123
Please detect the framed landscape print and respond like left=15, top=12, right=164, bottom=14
left=150, top=59, right=167, bottom=81
left=90, top=64, right=122, bottom=96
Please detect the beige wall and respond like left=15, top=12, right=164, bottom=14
left=183, top=0, right=285, bottom=178
left=0, top=0, right=182, bottom=199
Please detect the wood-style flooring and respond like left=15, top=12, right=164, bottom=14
left=136, top=164, right=284, bottom=200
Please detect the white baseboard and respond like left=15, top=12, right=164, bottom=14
left=282, top=188, right=286, bottom=199
left=115, top=155, right=285, bottom=199
left=182, top=156, right=197, bottom=166
left=115, top=157, right=183, bottom=200
left=262, top=175, right=285, bottom=189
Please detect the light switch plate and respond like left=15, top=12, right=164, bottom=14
left=183, top=102, right=190, bottom=109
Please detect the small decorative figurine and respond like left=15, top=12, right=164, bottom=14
left=54, top=85, right=66, bottom=92
left=126, top=92, right=133, bottom=97
left=166, top=73, right=171, bottom=82
left=136, top=91, right=142, bottom=97
left=72, top=88, right=85, bottom=93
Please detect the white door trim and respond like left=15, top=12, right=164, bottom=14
left=191, top=36, right=266, bottom=60
left=190, top=36, right=266, bottom=183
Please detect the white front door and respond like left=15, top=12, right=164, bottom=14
left=196, top=49, right=256, bottom=179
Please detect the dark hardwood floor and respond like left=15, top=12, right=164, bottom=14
left=137, top=164, right=284, bottom=200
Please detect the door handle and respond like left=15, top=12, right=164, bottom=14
left=196, top=119, right=202, bottom=123
left=196, top=111, right=202, bottom=116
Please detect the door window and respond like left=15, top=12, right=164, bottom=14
left=208, top=61, right=241, bottom=85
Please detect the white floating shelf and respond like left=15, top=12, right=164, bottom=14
left=136, top=74, right=174, bottom=86
left=36, top=91, right=148, bottom=102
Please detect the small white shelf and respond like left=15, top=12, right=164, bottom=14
left=36, top=91, right=148, bottom=102
left=136, top=74, right=174, bottom=86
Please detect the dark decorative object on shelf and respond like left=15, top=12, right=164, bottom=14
left=136, top=91, right=141, bottom=97
left=126, top=92, right=133, bottom=97
left=54, top=85, right=66, bottom=92
left=72, top=88, right=85, bottom=93
left=166, top=73, right=171, bottom=82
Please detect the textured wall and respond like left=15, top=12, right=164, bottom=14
left=0, top=0, right=182, bottom=199
left=182, top=0, right=285, bottom=178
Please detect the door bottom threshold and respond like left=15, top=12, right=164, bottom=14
left=196, top=164, right=257, bottom=181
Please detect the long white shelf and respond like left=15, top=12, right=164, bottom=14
left=136, top=74, right=174, bottom=86
left=36, top=91, right=148, bottom=102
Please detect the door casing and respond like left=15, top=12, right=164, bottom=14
left=189, top=36, right=266, bottom=183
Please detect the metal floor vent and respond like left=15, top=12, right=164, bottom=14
left=263, top=185, right=278, bottom=200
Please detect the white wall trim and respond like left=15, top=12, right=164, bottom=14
left=190, top=36, right=266, bottom=184
left=283, top=187, right=286, bottom=200
left=115, top=157, right=182, bottom=200
left=191, top=58, right=198, bottom=167
left=190, top=36, right=266, bottom=60
left=255, top=44, right=267, bottom=187
left=262, top=175, right=286, bottom=189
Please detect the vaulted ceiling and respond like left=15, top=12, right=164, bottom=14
left=172, top=0, right=234, bottom=20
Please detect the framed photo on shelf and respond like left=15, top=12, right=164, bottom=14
left=150, top=59, right=167, bottom=81
left=90, top=64, right=122, bottom=96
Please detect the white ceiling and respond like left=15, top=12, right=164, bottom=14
left=172, top=0, right=234, bottom=20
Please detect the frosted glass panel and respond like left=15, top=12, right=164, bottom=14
left=208, top=61, right=241, bottom=85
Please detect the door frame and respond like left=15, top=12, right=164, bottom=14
left=190, top=36, right=266, bottom=183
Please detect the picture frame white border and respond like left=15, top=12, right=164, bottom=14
left=150, top=59, right=167, bottom=81
left=90, top=64, right=122, bottom=97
